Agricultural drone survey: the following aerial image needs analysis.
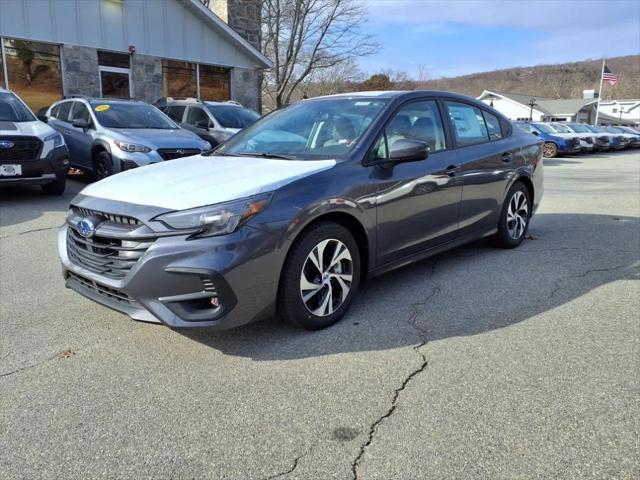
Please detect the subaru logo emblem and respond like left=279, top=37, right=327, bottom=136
left=78, top=217, right=96, bottom=238
left=0, top=140, right=15, bottom=149
left=176, top=149, right=185, bottom=155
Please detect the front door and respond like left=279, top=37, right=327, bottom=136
left=66, top=101, right=94, bottom=168
left=372, top=99, right=462, bottom=265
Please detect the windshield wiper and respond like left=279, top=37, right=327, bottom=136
left=238, top=151, right=299, bottom=160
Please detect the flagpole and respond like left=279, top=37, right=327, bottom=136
left=594, top=58, right=605, bottom=125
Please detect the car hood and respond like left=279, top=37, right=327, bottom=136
left=80, top=155, right=336, bottom=210
left=0, top=120, right=54, bottom=137
left=109, top=128, right=205, bottom=149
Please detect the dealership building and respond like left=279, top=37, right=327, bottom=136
left=0, top=0, right=269, bottom=112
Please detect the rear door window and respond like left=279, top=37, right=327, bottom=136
left=445, top=101, right=489, bottom=147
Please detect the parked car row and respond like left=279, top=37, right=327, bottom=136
left=0, top=88, right=259, bottom=195
left=514, top=121, right=640, bottom=157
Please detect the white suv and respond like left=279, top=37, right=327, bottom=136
left=0, top=88, right=69, bottom=194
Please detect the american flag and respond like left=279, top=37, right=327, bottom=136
left=603, top=65, right=618, bottom=86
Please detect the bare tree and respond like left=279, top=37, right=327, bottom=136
left=262, top=0, right=379, bottom=107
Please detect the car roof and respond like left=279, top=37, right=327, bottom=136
left=312, top=90, right=482, bottom=102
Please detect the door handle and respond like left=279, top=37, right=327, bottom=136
left=64, top=130, right=72, bottom=135
left=501, top=152, right=512, bottom=163
left=445, top=165, right=457, bottom=177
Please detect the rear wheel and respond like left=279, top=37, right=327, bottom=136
left=278, top=222, right=361, bottom=330
left=92, top=151, right=113, bottom=181
left=41, top=176, right=66, bottom=195
left=489, top=182, right=531, bottom=249
left=543, top=142, right=558, bottom=158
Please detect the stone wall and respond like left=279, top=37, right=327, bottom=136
left=132, top=54, right=163, bottom=104
left=62, top=45, right=100, bottom=98
left=231, top=67, right=261, bottom=113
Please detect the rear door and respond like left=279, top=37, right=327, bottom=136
left=443, top=100, right=517, bottom=236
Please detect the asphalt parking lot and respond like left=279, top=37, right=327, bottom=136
left=1, top=151, right=639, bottom=479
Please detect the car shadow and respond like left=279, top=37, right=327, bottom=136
left=179, top=212, right=639, bottom=361
left=544, top=158, right=584, bottom=166
left=0, top=173, right=91, bottom=228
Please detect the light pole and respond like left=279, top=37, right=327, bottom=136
left=528, top=97, right=537, bottom=121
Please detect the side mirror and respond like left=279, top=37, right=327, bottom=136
left=72, top=118, right=89, bottom=130
left=195, top=119, right=210, bottom=130
left=36, top=113, right=48, bottom=123
left=389, top=139, right=429, bottom=163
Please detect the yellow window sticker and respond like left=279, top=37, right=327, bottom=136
left=95, top=105, right=110, bottom=112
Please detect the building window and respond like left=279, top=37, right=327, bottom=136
left=612, top=108, right=618, bottom=113
left=1, top=38, right=62, bottom=110
left=0, top=44, right=5, bottom=88
left=199, top=64, right=230, bottom=101
left=98, top=50, right=131, bottom=99
left=162, top=60, right=197, bottom=98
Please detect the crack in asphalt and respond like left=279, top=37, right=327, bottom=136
left=350, top=345, right=429, bottom=480
left=259, top=447, right=312, bottom=480
left=0, top=351, right=62, bottom=378
left=350, top=259, right=438, bottom=480
left=0, top=225, right=59, bottom=239
left=549, top=264, right=627, bottom=300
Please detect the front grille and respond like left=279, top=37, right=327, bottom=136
left=0, top=136, right=42, bottom=161
left=157, top=148, right=201, bottom=160
left=73, top=207, right=141, bottom=226
left=67, top=219, right=154, bottom=280
left=68, top=271, right=137, bottom=306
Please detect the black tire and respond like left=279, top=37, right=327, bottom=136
left=92, top=151, right=113, bottom=181
left=543, top=142, right=558, bottom=158
left=277, top=222, right=361, bottom=330
left=41, top=176, right=66, bottom=195
left=489, top=181, right=531, bottom=249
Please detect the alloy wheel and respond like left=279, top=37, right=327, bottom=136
left=299, top=238, right=353, bottom=317
left=506, top=191, right=528, bottom=240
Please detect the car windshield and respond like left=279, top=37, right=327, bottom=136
left=207, top=105, right=260, bottom=129
left=216, top=97, right=389, bottom=159
left=551, top=123, right=572, bottom=133
left=620, top=127, right=638, bottom=134
left=533, top=123, right=555, bottom=134
left=568, top=124, right=590, bottom=133
left=0, top=92, right=36, bottom=122
left=91, top=102, right=177, bottom=129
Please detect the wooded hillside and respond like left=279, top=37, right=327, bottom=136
left=405, top=55, right=640, bottom=100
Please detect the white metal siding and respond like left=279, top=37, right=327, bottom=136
left=479, top=97, right=545, bottom=121
left=0, top=0, right=262, bottom=68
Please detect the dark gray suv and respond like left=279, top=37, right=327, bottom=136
left=59, top=91, right=544, bottom=331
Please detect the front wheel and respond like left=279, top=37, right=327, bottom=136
left=92, top=151, right=114, bottom=181
left=277, top=222, right=361, bottom=330
left=543, top=142, right=558, bottom=158
left=489, top=182, right=531, bottom=249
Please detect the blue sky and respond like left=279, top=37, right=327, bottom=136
left=359, top=0, right=640, bottom=78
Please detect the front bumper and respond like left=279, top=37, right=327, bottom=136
left=0, top=146, right=69, bottom=186
left=59, top=222, right=288, bottom=330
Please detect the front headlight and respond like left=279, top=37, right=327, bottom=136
left=114, top=140, right=151, bottom=153
left=153, top=193, right=272, bottom=237
left=44, top=132, right=64, bottom=148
